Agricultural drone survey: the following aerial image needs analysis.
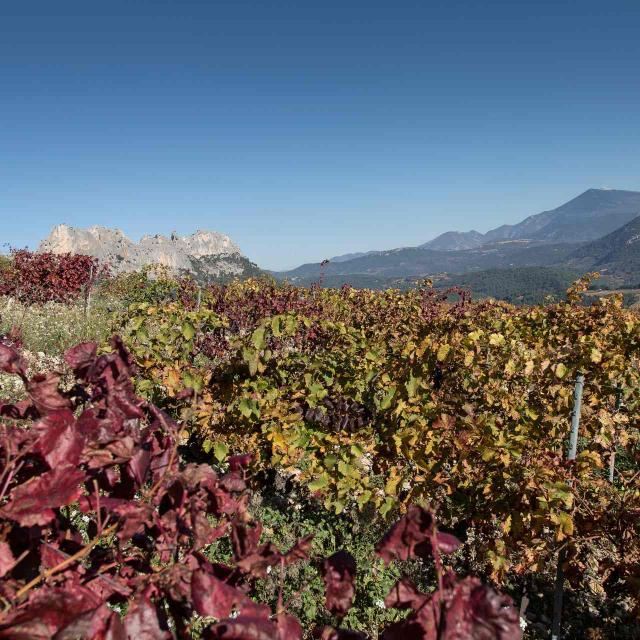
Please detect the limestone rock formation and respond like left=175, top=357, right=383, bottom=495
left=38, top=224, right=261, bottom=282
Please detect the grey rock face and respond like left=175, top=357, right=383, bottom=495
left=38, top=224, right=250, bottom=280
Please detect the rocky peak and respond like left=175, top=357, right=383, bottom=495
left=38, top=224, right=252, bottom=281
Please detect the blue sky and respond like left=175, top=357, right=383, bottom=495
left=2, top=1, right=640, bottom=270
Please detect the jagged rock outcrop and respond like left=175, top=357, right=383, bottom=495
left=38, top=224, right=262, bottom=283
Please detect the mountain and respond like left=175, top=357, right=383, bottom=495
left=565, top=215, right=640, bottom=285
left=281, top=241, right=577, bottom=282
left=330, top=251, right=374, bottom=263
left=420, top=230, right=484, bottom=251
left=278, top=189, right=640, bottom=284
left=39, top=224, right=262, bottom=283
left=483, top=189, right=640, bottom=244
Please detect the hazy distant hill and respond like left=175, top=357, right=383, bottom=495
left=483, top=188, right=640, bottom=243
left=419, top=230, right=485, bottom=251
left=278, top=189, right=640, bottom=283
left=281, top=241, right=577, bottom=281
left=565, top=215, right=640, bottom=285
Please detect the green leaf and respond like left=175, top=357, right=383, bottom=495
left=324, top=454, right=338, bottom=469
left=251, top=326, right=266, bottom=350
left=308, top=475, right=329, bottom=491
left=380, top=497, right=395, bottom=517
left=238, top=398, right=254, bottom=418
left=377, top=386, right=396, bottom=411
left=214, top=441, right=230, bottom=462
left=406, top=375, right=421, bottom=398
left=182, top=321, right=196, bottom=341
left=271, top=316, right=282, bottom=337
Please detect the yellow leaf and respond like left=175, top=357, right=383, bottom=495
left=555, top=363, right=567, bottom=379
left=489, top=333, right=505, bottom=347
left=437, top=343, right=451, bottom=362
left=590, top=348, right=602, bottom=363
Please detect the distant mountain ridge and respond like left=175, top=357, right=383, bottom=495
left=564, top=215, right=640, bottom=284
left=279, top=189, right=640, bottom=283
left=417, top=188, right=640, bottom=251
left=420, top=230, right=484, bottom=251
left=39, top=224, right=262, bottom=283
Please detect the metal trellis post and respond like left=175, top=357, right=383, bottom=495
left=551, top=373, right=584, bottom=640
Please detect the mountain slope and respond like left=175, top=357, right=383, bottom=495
left=281, top=240, right=577, bottom=281
left=420, top=230, right=484, bottom=251
left=565, top=215, right=640, bottom=284
left=278, top=189, right=640, bottom=283
left=484, top=189, right=640, bottom=243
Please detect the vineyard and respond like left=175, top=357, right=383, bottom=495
left=0, top=255, right=639, bottom=638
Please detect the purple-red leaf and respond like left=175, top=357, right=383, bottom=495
left=283, top=535, right=314, bottom=566
left=53, top=605, right=126, bottom=640
left=376, top=505, right=434, bottom=565
left=436, top=532, right=462, bottom=555
left=64, top=342, right=98, bottom=378
left=0, top=464, right=85, bottom=527
left=0, top=343, right=27, bottom=376
left=33, top=410, right=84, bottom=469
left=322, top=551, right=357, bottom=617
left=0, top=542, right=15, bottom=578
left=122, top=593, right=172, bottom=640
left=384, top=578, right=428, bottom=610
left=229, top=453, right=253, bottom=471
left=315, top=627, right=368, bottom=640
left=192, top=569, right=270, bottom=619
left=276, top=614, right=303, bottom=640
left=381, top=576, right=522, bottom=640
left=206, top=617, right=279, bottom=640
left=0, top=584, right=102, bottom=640
left=231, top=521, right=282, bottom=578
left=26, top=373, right=71, bottom=415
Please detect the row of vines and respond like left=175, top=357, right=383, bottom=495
left=0, top=259, right=639, bottom=637
left=117, top=277, right=640, bottom=632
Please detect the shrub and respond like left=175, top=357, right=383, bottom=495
left=0, top=337, right=522, bottom=639
left=0, top=249, right=109, bottom=305
left=97, top=264, right=198, bottom=308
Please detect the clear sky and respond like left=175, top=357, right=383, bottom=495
left=2, top=0, right=640, bottom=270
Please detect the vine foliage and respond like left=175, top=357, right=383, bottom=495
left=0, top=337, right=521, bottom=639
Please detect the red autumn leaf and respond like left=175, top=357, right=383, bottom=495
left=231, top=521, right=282, bottom=578
left=33, top=410, right=84, bottom=469
left=0, top=584, right=103, bottom=640
left=0, top=542, right=15, bottom=578
left=206, top=617, right=279, bottom=640
left=229, top=453, right=253, bottom=471
left=64, top=341, right=98, bottom=378
left=53, top=604, right=126, bottom=640
left=283, top=535, right=314, bottom=566
left=0, top=464, right=85, bottom=527
left=276, top=614, right=303, bottom=640
left=381, top=576, right=522, bottom=640
left=315, top=627, right=368, bottom=640
left=376, top=505, right=434, bottom=565
left=436, top=532, right=462, bottom=555
left=384, top=578, right=429, bottom=610
left=122, top=593, right=172, bottom=640
left=191, top=569, right=269, bottom=619
left=0, top=343, right=27, bottom=376
left=26, top=373, right=71, bottom=415
left=322, top=551, right=357, bottom=617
